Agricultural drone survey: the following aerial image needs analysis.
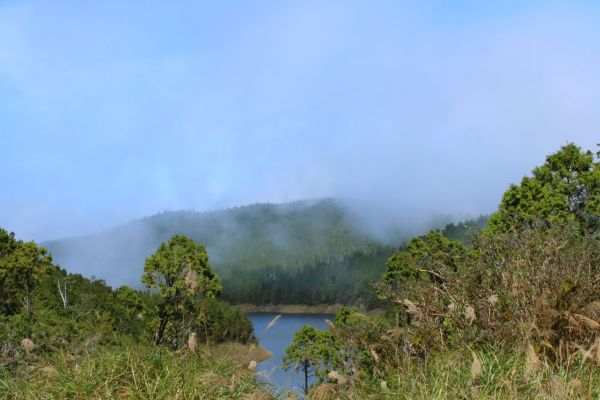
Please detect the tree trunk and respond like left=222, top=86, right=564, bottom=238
left=57, top=280, right=68, bottom=309
left=304, top=360, right=309, bottom=395
left=155, top=319, right=168, bottom=345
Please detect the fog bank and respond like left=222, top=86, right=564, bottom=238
left=1, top=1, right=599, bottom=241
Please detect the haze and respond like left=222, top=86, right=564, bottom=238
left=1, top=1, right=599, bottom=241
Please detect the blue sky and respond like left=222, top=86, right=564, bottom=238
left=1, top=1, right=599, bottom=240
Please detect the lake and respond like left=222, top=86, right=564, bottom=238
left=248, top=313, right=333, bottom=396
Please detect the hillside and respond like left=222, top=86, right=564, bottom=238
left=43, top=198, right=486, bottom=306
left=43, top=199, right=383, bottom=287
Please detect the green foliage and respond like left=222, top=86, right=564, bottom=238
left=379, top=232, right=471, bottom=308
left=0, top=344, right=265, bottom=399
left=440, top=215, right=489, bottom=245
left=44, top=199, right=459, bottom=308
left=0, top=232, right=131, bottom=365
left=113, top=285, right=146, bottom=336
left=405, top=231, right=471, bottom=272
left=383, top=223, right=600, bottom=355
left=222, top=247, right=391, bottom=308
left=331, top=307, right=393, bottom=379
left=195, top=298, right=255, bottom=344
left=488, top=143, right=600, bottom=234
left=1, top=229, right=255, bottom=376
left=311, top=143, right=600, bottom=399
left=44, top=199, right=387, bottom=286
left=142, top=235, right=221, bottom=298
left=382, top=252, right=419, bottom=288
left=338, top=348, right=600, bottom=399
left=142, top=235, right=222, bottom=346
left=376, top=146, right=600, bottom=354
left=0, top=229, right=54, bottom=315
left=283, top=325, right=340, bottom=394
left=0, top=265, right=142, bottom=361
left=6, top=141, right=599, bottom=397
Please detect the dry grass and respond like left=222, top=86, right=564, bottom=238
left=0, top=344, right=268, bottom=399
left=244, top=390, right=273, bottom=400
left=200, top=342, right=272, bottom=365
left=19, top=339, right=34, bottom=354
left=334, top=348, right=600, bottom=399
left=329, top=224, right=600, bottom=399
left=188, top=332, right=198, bottom=352
left=381, top=224, right=600, bottom=363
left=308, top=383, right=338, bottom=400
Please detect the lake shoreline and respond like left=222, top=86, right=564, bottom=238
left=248, top=313, right=334, bottom=395
left=235, top=303, right=385, bottom=315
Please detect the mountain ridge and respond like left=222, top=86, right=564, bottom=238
left=43, top=198, right=390, bottom=287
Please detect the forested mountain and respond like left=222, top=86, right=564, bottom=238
left=43, top=198, right=475, bottom=305
left=44, top=199, right=375, bottom=286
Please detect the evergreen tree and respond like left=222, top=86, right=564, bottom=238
left=283, top=325, right=339, bottom=395
left=488, top=143, right=600, bottom=234
left=142, top=235, right=221, bottom=346
left=0, top=229, right=54, bottom=315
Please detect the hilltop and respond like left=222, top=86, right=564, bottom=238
left=44, top=199, right=379, bottom=285
left=43, top=198, right=473, bottom=306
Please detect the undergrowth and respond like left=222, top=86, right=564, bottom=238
left=0, top=344, right=264, bottom=399
left=336, top=348, right=600, bottom=399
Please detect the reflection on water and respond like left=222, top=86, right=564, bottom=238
left=248, top=313, right=333, bottom=396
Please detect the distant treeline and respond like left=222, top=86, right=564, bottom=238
left=221, top=246, right=392, bottom=308
left=440, top=215, right=489, bottom=244
left=43, top=199, right=388, bottom=287
left=43, top=198, right=471, bottom=308
left=221, top=216, right=489, bottom=307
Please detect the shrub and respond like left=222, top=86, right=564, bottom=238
left=381, top=223, right=600, bottom=363
left=195, top=298, right=255, bottom=345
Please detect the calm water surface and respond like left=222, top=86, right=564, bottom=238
left=248, top=313, right=333, bottom=395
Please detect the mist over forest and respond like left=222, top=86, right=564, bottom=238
left=2, top=1, right=600, bottom=243
left=42, top=198, right=473, bottom=306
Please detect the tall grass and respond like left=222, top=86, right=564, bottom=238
left=0, top=344, right=265, bottom=399
left=315, top=348, right=600, bottom=399
left=305, top=224, right=600, bottom=399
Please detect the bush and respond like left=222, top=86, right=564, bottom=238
left=195, top=298, right=256, bottom=345
left=379, top=223, right=600, bottom=363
